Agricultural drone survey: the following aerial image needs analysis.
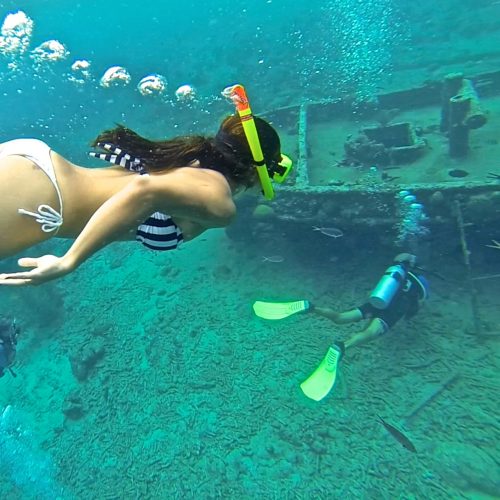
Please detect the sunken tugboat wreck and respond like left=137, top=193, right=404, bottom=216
left=229, top=69, right=499, bottom=262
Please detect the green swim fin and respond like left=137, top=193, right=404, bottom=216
left=252, top=300, right=311, bottom=320
left=300, top=345, right=343, bottom=401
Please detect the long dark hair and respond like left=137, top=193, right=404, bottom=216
left=92, top=115, right=281, bottom=189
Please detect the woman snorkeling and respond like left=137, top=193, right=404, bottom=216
left=0, top=85, right=292, bottom=286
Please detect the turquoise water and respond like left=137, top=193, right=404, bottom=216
left=0, top=0, right=408, bottom=157
left=1, top=1, right=499, bottom=499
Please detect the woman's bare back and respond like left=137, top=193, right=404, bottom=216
left=0, top=151, right=135, bottom=258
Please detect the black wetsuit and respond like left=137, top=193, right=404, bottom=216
left=357, top=272, right=427, bottom=331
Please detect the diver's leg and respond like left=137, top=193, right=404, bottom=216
left=313, top=307, right=363, bottom=324
left=344, top=318, right=387, bottom=351
left=0, top=157, right=57, bottom=259
left=300, top=318, right=388, bottom=401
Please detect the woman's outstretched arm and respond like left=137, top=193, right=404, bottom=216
left=0, top=169, right=235, bottom=285
left=65, top=168, right=235, bottom=267
left=0, top=174, right=157, bottom=285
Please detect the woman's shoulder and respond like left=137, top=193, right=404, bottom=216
left=147, top=167, right=234, bottom=225
left=152, top=166, right=231, bottom=192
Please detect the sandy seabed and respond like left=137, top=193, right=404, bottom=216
left=0, top=228, right=499, bottom=499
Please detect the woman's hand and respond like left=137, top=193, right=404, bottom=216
left=0, top=255, right=74, bottom=286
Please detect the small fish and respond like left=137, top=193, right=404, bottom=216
left=378, top=416, right=417, bottom=453
left=313, top=226, right=344, bottom=238
left=262, top=255, right=284, bottom=263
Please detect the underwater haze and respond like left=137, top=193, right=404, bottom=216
left=1, top=0, right=412, bottom=159
left=1, top=0, right=500, bottom=499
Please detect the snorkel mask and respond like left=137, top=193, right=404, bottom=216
left=221, top=84, right=292, bottom=200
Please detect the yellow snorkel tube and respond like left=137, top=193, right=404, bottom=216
left=222, top=84, right=292, bottom=200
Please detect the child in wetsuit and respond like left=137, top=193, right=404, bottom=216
left=298, top=253, right=429, bottom=400
left=252, top=253, right=429, bottom=400
left=312, top=253, right=428, bottom=356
